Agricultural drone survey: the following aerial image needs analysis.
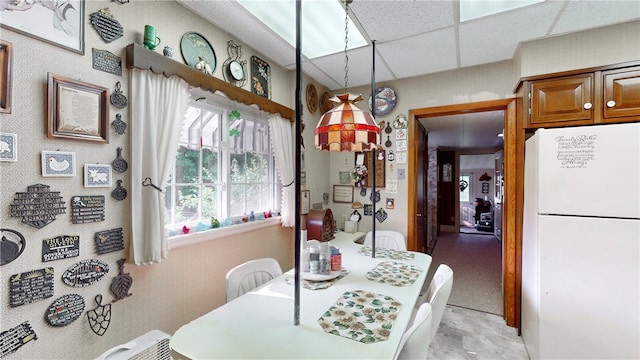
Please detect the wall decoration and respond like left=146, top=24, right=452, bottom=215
left=369, top=190, right=381, bottom=204
left=396, top=129, right=407, bottom=140
left=0, top=132, right=17, bottom=161
left=87, top=294, right=111, bottom=336
left=355, top=151, right=385, bottom=188
left=306, top=83, right=318, bottom=113
left=95, top=228, right=124, bottom=255
left=9, top=267, right=54, bottom=307
left=222, top=40, right=247, bottom=86
left=386, top=179, right=398, bottom=194
left=319, top=91, right=332, bottom=113
left=397, top=169, right=405, bottom=180
left=375, top=208, right=388, bottom=223
left=339, top=171, right=351, bottom=184
left=0, top=321, right=37, bottom=358
left=89, top=8, right=123, bottom=43
left=393, top=114, right=407, bottom=129
left=396, top=151, right=407, bottom=165
left=396, top=139, right=407, bottom=152
left=110, top=82, right=127, bottom=108
left=301, top=190, right=310, bottom=215
left=42, top=235, right=80, bottom=262
left=62, top=259, right=109, bottom=287
left=364, top=204, right=373, bottom=216
left=44, top=294, right=85, bottom=326
left=110, top=259, right=133, bottom=302
left=112, top=147, right=128, bottom=173
left=111, top=180, right=127, bottom=200
left=0, top=228, right=25, bottom=266
left=386, top=198, right=395, bottom=209
left=163, top=45, right=173, bottom=57
left=0, top=40, right=12, bottom=114
left=47, top=73, right=109, bottom=142
left=0, top=0, right=84, bottom=54
left=181, top=32, right=216, bottom=73
left=482, top=182, right=490, bottom=194
left=9, top=184, right=66, bottom=229
left=251, top=55, right=271, bottom=99
left=368, top=86, right=396, bottom=116
left=333, top=185, right=354, bottom=203
left=41, top=150, right=75, bottom=177
left=92, top=48, right=122, bottom=76
left=387, top=150, right=395, bottom=162
left=84, top=164, right=112, bottom=187
left=71, top=195, right=105, bottom=224
left=111, top=113, right=127, bottom=135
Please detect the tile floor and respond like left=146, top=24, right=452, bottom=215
left=430, top=305, right=530, bottom=359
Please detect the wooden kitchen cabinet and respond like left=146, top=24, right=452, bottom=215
left=602, top=66, right=640, bottom=122
left=522, top=61, right=640, bottom=129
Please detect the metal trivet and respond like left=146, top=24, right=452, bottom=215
left=87, top=295, right=111, bottom=336
left=110, top=258, right=133, bottom=302
left=9, top=184, right=66, bottom=229
left=111, top=113, right=127, bottom=135
left=1, top=228, right=26, bottom=266
left=111, top=180, right=127, bottom=201
left=45, top=294, right=85, bottom=327
left=112, top=147, right=128, bottom=173
left=110, top=82, right=127, bottom=108
left=90, top=8, right=123, bottom=43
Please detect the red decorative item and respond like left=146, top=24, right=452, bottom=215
left=479, top=172, right=492, bottom=181
left=182, top=225, right=190, bottom=234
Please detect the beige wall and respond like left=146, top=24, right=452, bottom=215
left=0, top=1, right=293, bottom=359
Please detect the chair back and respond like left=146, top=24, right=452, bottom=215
left=423, top=264, right=453, bottom=344
left=395, top=302, right=433, bottom=360
left=364, top=230, right=407, bottom=251
left=225, top=258, right=282, bottom=302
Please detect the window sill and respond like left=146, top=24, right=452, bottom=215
left=168, top=217, right=283, bottom=249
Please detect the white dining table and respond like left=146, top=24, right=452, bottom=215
left=170, top=231, right=432, bottom=359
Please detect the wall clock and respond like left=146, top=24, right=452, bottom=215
left=222, top=40, right=247, bottom=87
left=368, top=86, right=397, bottom=116
left=306, top=83, right=318, bottom=113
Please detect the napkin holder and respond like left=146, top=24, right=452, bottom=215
left=344, top=220, right=357, bottom=233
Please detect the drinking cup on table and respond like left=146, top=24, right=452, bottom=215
left=143, top=25, right=161, bottom=50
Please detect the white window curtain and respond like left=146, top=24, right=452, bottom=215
left=269, top=114, right=295, bottom=227
left=130, top=68, right=190, bottom=265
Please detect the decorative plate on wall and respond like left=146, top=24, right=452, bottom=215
left=306, top=83, right=318, bottom=113
left=180, top=32, right=217, bottom=72
left=251, top=55, right=271, bottom=99
left=368, top=86, right=397, bottom=116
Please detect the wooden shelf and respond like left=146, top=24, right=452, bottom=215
left=125, top=43, right=294, bottom=121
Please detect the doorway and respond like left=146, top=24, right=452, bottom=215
left=406, top=99, right=519, bottom=328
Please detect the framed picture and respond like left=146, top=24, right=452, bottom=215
left=42, top=150, right=76, bottom=177
left=333, top=185, right=354, bottom=203
left=251, top=55, right=271, bottom=99
left=84, top=164, right=112, bottom=188
left=301, top=190, right=310, bottom=215
left=0, top=41, right=12, bottom=114
left=0, top=133, right=17, bottom=162
left=356, top=151, right=385, bottom=188
left=47, top=73, right=109, bottom=143
left=0, top=0, right=84, bottom=54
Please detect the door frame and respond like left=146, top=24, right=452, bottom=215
left=407, top=98, right=520, bottom=328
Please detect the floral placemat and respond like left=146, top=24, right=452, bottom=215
left=285, top=268, right=350, bottom=290
left=358, top=246, right=415, bottom=260
left=318, top=290, right=402, bottom=343
left=365, top=261, right=422, bottom=287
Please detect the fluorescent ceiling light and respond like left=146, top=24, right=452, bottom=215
left=460, top=0, right=545, bottom=22
left=237, top=0, right=368, bottom=59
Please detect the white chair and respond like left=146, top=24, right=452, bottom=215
left=364, top=230, right=407, bottom=251
left=394, top=302, right=433, bottom=360
left=418, top=264, right=454, bottom=344
left=225, top=258, right=282, bottom=302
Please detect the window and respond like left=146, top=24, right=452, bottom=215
left=164, top=95, right=278, bottom=232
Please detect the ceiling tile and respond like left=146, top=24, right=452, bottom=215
left=552, top=0, right=640, bottom=34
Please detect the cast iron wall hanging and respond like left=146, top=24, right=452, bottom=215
left=0, top=228, right=25, bottom=265
left=375, top=208, right=388, bottom=223
left=111, top=180, right=127, bottom=200
left=111, top=113, right=127, bottom=135
left=112, top=147, right=128, bottom=173
left=71, top=195, right=105, bottom=224
left=250, top=55, right=271, bottom=99
left=87, top=294, right=111, bottom=336
left=109, top=82, right=127, bottom=108
left=9, top=184, right=66, bottom=229
left=62, top=259, right=109, bottom=288
left=42, top=235, right=80, bottom=262
left=44, top=294, right=85, bottom=327
left=0, top=321, right=37, bottom=358
left=9, top=267, right=54, bottom=307
left=95, top=228, right=124, bottom=255
left=92, top=48, right=122, bottom=76
left=90, top=8, right=124, bottom=43
left=110, top=258, right=133, bottom=302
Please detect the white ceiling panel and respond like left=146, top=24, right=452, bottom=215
left=551, top=0, right=640, bottom=34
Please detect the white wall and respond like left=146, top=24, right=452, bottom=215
left=0, top=2, right=294, bottom=359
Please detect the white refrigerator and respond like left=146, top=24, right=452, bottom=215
left=521, top=122, right=640, bottom=359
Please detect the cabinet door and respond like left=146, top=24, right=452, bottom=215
left=603, top=66, right=640, bottom=121
left=529, top=74, right=593, bottom=127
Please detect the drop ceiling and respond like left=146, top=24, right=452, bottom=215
left=177, top=0, right=639, bottom=150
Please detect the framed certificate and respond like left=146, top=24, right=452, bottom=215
left=301, top=190, right=310, bottom=214
left=333, top=185, right=353, bottom=203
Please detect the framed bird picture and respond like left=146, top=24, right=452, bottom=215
left=42, top=150, right=76, bottom=177
left=47, top=73, right=109, bottom=143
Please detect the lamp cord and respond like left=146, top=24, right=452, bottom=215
left=343, top=0, right=350, bottom=93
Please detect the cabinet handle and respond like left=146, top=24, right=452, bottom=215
left=416, top=213, right=422, bottom=217
left=607, top=100, right=616, bottom=108
left=583, top=102, right=592, bottom=110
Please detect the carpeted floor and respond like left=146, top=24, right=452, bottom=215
left=424, top=231, right=503, bottom=316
